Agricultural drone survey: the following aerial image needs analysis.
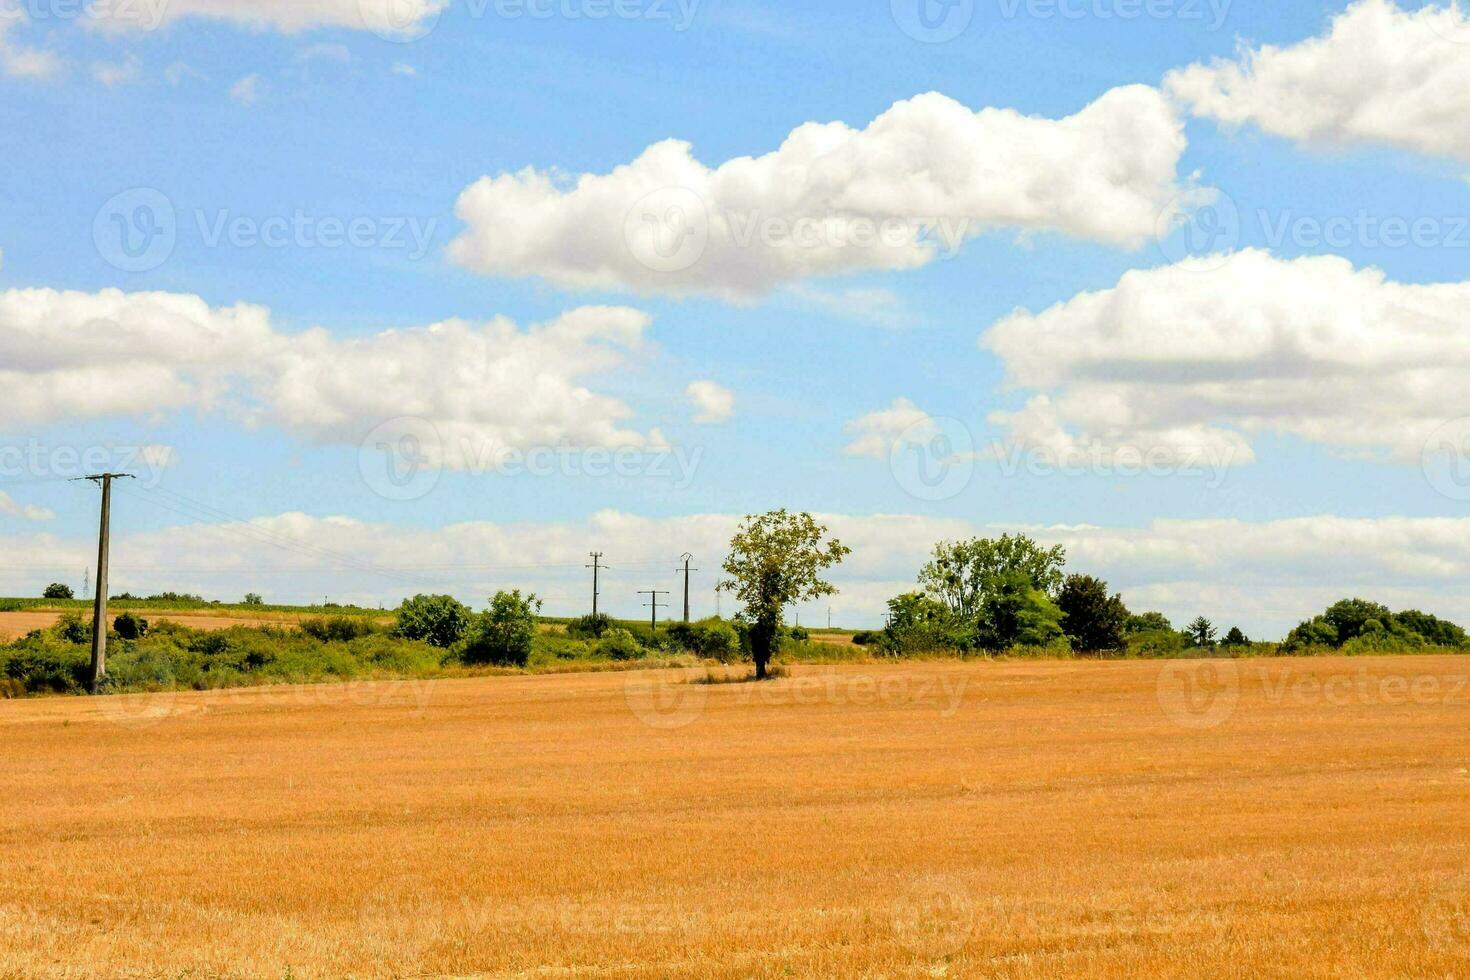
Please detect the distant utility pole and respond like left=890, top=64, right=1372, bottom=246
left=82, top=567, right=90, bottom=599
left=640, top=590, right=669, bottom=633
left=677, top=553, right=698, bottom=623
left=586, top=552, right=604, bottom=617
left=828, top=607, right=832, bottom=629
left=74, top=473, right=132, bottom=692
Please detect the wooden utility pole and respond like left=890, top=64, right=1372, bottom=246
left=677, top=553, right=698, bottom=623
left=640, top=590, right=669, bottom=633
left=76, top=473, right=132, bottom=692
left=586, top=552, right=604, bottom=617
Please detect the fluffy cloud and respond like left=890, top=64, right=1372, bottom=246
left=686, top=381, right=734, bottom=424
left=5, top=511, right=1470, bottom=636
left=448, top=85, right=1191, bottom=300
left=981, top=249, right=1470, bottom=464
left=843, top=399, right=941, bottom=459
left=0, top=288, right=662, bottom=465
left=88, top=0, right=446, bottom=35
left=1166, top=0, right=1470, bottom=163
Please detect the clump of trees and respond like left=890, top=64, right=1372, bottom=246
left=1282, top=599, right=1468, bottom=653
left=881, top=534, right=1128, bottom=656
left=43, top=584, right=74, bottom=600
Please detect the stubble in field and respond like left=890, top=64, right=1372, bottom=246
left=3, top=656, right=1470, bottom=977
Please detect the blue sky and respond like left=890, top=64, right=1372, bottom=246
left=3, top=0, right=1470, bottom=633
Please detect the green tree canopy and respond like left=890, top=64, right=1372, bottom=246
left=1057, top=574, right=1129, bottom=653
left=974, top=571, right=1067, bottom=652
left=919, top=534, right=1066, bottom=621
left=462, top=590, right=541, bottom=667
left=718, top=510, right=850, bottom=678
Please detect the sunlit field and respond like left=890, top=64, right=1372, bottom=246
left=4, top=656, right=1470, bottom=978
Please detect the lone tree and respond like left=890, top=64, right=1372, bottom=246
left=1186, top=616, right=1218, bottom=649
left=43, top=583, right=74, bottom=600
left=718, top=510, right=850, bottom=679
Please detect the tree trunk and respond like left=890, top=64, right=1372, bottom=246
left=752, top=617, right=776, bottom=680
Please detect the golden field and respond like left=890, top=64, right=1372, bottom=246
left=3, top=656, right=1470, bottom=978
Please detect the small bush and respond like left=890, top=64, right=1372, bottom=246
left=665, top=619, right=740, bottom=661
left=851, top=631, right=879, bottom=646
left=301, top=616, right=378, bottom=643
left=394, top=594, right=471, bottom=649
left=567, top=613, right=614, bottom=640
left=597, top=628, right=643, bottom=661
left=114, top=612, right=149, bottom=641
left=54, top=614, right=91, bottom=646
left=460, top=590, right=540, bottom=668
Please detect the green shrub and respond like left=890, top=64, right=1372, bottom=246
left=460, top=590, right=540, bottom=668
left=665, top=619, right=740, bottom=661
left=597, top=628, right=643, bottom=661
left=54, top=614, right=91, bottom=645
left=301, top=616, right=378, bottom=643
left=114, top=612, right=149, bottom=641
left=567, top=613, right=613, bottom=640
left=393, top=594, right=471, bottom=649
left=851, top=631, right=879, bottom=646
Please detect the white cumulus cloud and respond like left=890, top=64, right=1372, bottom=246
left=843, top=398, right=942, bottom=459
left=1166, top=0, right=1470, bottom=163
left=0, top=288, right=664, bottom=467
left=448, top=85, right=1192, bottom=300
left=686, top=381, right=734, bottom=424
left=981, top=248, right=1470, bottom=465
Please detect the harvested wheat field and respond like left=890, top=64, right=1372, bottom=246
left=4, top=656, right=1470, bottom=978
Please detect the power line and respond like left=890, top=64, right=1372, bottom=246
left=639, top=590, right=669, bottom=633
